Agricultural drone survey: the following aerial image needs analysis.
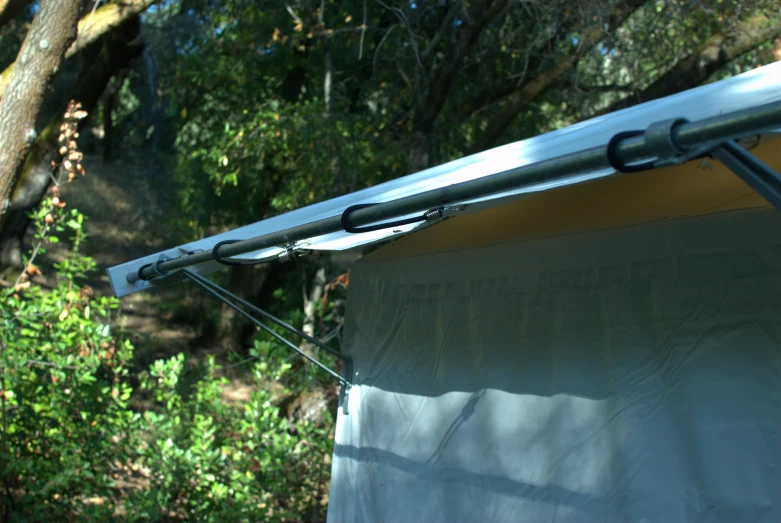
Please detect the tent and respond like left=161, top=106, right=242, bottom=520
left=109, top=61, right=781, bottom=522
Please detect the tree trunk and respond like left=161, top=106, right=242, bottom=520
left=215, top=266, right=255, bottom=352
left=103, top=85, right=115, bottom=163
left=599, top=14, right=781, bottom=116
left=300, top=266, right=327, bottom=355
left=0, top=143, right=51, bottom=267
left=407, top=131, right=432, bottom=174
left=102, top=71, right=128, bottom=163
left=213, top=264, right=272, bottom=353
left=0, top=16, right=143, bottom=268
left=0, top=0, right=156, bottom=98
left=141, top=50, right=161, bottom=154
left=0, top=0, right=83, bottom=217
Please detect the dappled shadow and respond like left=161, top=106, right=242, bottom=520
left=333, top=443, right=610, bottom=506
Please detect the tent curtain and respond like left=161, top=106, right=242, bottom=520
left=328, top=207, right=781, bottom=523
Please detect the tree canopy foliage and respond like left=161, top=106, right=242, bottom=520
left=130, top=0, right=780, bottom=235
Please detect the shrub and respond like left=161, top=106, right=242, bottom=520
left=1, top=181, right=333, bottom=522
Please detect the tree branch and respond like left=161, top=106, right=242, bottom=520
left=468, top=0, right=648, bottom=154
left=66, top=0, right=154, bottom=58
left=457, top=9, right=581, bottom=120
left=597, top=13, right=781, bottom=116
left=582, top=83, right=634, bottom=92
left=420, top=0, right=462, bottom=61
left=416, top=0, right=509, bottom=130
left=374, top=0, right=423, bottom=68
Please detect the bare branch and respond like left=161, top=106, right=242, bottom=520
left=359, top=0, right=368, bottom=59
left=419, top=0, right=510, bottom=125
left=468, top=0, right=649, bottom=154
left=597, top=13, right=781, bottom=116
left=421, top=0, right=462, bottom=61
left=374, top=0, right=423, bottom=68
left=284, top=1, right=303, bottom=24
left=373, top=24, right=398, bottom=76
left=583, top=83, right=634, bottom=92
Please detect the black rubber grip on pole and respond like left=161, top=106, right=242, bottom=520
left=137, top=263, right=153, bottom=281
left=606, top=130, right=655, bottom=173
left=341, top=203, right=427, bottom=233
left=213, top=239, right=254, bottom=266
left=136, top=259, right=169, bottom=281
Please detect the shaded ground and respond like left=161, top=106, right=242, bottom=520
left=57, top=154, right=197, bottom=365
left=51, top=153, right=255, bottom=404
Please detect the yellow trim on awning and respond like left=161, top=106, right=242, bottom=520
left=370, top=138, right=781, bottom=260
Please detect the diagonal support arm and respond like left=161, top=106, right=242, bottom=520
left=182, top=270, right=353, bottom=387
left=709, top=140, right=781, bottom=209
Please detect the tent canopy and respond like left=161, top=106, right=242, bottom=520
left=107, top=61, right=781, bottom=298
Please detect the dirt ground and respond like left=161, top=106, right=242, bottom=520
left=51, top=152, right=255, bottom=404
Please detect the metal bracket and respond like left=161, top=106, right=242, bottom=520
left=609, top=118, right=711, bottom=173
left=278, top=243, right=295, bottom=263
left=643, top=118, right=716, bottom=169
left=278, top=240, right=312, bottom=263
left=644, top=118, right=687, bottom=159
left=442, top=204, right=468, bottom=218
left=340, top=357, right=353, bottom=416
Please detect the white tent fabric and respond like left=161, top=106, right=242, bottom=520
left=328, top=207, right=781, bottom=523
left=107, top=61, right=781, bottom=298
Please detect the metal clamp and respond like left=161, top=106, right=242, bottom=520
left=608, top=117, right=781, bottom=209
left=644, top=118, right=687, bottom=159
left=134, top=254, right=172, bottom=282
left=607, top=117, right=711, bottom=173
left=278, top=243, right=295, bottom=263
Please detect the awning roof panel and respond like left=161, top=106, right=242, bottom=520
left=107, top=61, right=781, bottom=297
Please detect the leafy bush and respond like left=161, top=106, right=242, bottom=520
left=1, top=195, right=136, bottom=520
left=132, top=354, right=334, bottom=522
left=1, top=189, right=334, bottom=521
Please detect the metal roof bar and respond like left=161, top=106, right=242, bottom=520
left=127, top=100, right=781, bottom=284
